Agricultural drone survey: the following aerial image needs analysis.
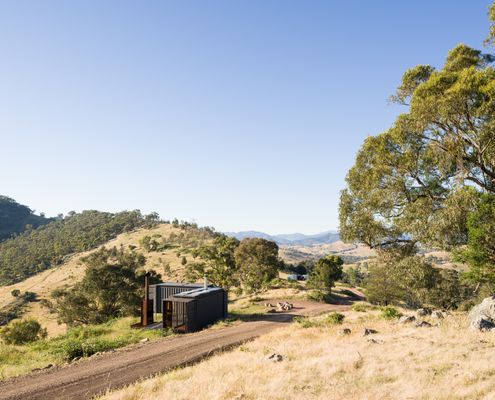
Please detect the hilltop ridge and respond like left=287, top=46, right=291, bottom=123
left=0, top=196, right=51, bottom=241
left=225, top=230, right=340, bottom=246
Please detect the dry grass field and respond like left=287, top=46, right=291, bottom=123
left=100, top=308, right=495, bottom=400
left=0, top=223, right=212, bottom=336
left=279, top=241, right=376, bottom=264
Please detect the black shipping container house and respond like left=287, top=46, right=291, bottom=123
left=149, top=282, right=228, bottom=333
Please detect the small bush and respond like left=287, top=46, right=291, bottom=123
left=59, top=337, right=125, bottom=360
left=0, top=318, right=47, bottom=345
left=22, top=291, right=37, bottom=302
left=381, top=307, right=402, bottom=320
left=307, top=290, right=332, bottom=303
left=457, top=299, right=477, bottom=312
left=10, top=289, right=20, bottom=297
left=294, top=317, right=319, bottom=328
left=352, top=303, right=375, bottom=312
left=326, top=312, right=345, bottom=325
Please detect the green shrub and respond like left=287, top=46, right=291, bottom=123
left=457, top=299, right=477, bottom=312
left=341, top=266, right=365, bottom=286
left=0, top=318, right=47, bottom=345
left=59, top=337, right=126, bottom=360
left=380, top=307, right=402, bottom=320
left=22, top=291, right=37, bottom=302
left=294, top=317, right=319, bottom=328
left=326, top=312, right=345, bottom=325
left=307, top=290, right=332, bottom=303
left=352, top=303, right=375, bottom=312
left=10, top=289, right=20, bottom=297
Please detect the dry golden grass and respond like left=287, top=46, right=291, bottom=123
left=0, top=223, right=209, bottom=336
left=279, top=241, right=375, bottom=261
left=100, top=310, right=495, bottom=400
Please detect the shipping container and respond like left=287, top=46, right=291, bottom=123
left=161, top=285, right=228, bottom=333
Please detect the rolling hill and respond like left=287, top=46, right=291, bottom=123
left=225, top=230, right=340, bottom=246
left=0, top=196, right=51, bottom=242
left=0, top=222, right=217, bottom=335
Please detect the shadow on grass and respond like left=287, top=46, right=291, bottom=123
left=227, top=309, right=300, bottom=323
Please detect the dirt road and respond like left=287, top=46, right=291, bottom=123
left=0, top=301, right=348, bottom=400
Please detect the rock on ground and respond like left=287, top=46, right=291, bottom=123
left=469, top=296, right=495, bottom=331
left=416, top=308, right=431, bottom=317
left=338, top=328, right=351, bottom=336
left=399, top=315, right=416, bottom=324
left=266, top=353, right=284, bottom=362
left=471, top=316, right=495, bottom=331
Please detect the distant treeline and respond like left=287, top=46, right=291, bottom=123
left=0, top=210, right=158, bottom=286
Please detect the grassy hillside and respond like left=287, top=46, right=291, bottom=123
left=0, top=196, right=50, bottom=242
left=0, top=209, right=151, bottom=286
left=100, top=308, right=490, bottom=400
left=0, top=222, right=216, bottom=335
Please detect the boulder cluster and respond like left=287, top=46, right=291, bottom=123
left=264, top=301, right=294, bottom=312
left=398, top=308, right=448, bottom=327
left=276, top=302, right=293, bottom=311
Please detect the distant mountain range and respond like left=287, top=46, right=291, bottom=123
left=225, top=230, right=340, bottom=246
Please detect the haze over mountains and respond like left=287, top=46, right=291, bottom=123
left=225, top=230, right=340, bottom=246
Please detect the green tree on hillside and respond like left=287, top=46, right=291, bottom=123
left=234, top=238, right=281, bottom=292
left=456, top=194, right=495, bottom=289
left=339, top=41, right=495, bottom=252
left=0, top=318, right=47, bottom=345
left=187, top=235, right=240, bottom=289
left=365, top=251, right=439, bottom=307
left=339, top=6, right=495, bottom=292
left=52, top=247, right=161, bottom=325
left=0, top=196, right=50, bottom=242
left=307, top=255, right=343, bottom=292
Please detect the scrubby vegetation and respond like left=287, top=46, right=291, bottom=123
left=0, top=290, right=40, bottom=327
left=326, top=312, right=345, bottom=325
left=0, top=318, right=47, bottom=345
left=0, top=317, right=168, bottom=379
left=380, top=306, right=402, bottom=320
left=0, top=209, right=159, bottom=286
left=51, top=247, right=161, bottom=326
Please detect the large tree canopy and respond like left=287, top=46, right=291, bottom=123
left=340, top=43, right=495, bottom=251
left=188, top=235, right=240, bottom=289
left=234, top=238, right=281, bottom=292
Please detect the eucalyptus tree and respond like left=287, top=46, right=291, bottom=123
left=340, top=43, right=495, bottom=251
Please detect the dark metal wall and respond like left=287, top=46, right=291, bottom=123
left=192, top=290, right=227, bottom=332
left=162, top=289, right=228, bottom=333
left=151, top=284, right=200, bottom=313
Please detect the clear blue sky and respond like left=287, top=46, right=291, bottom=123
left=0, top=1, right=491, bottom=234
